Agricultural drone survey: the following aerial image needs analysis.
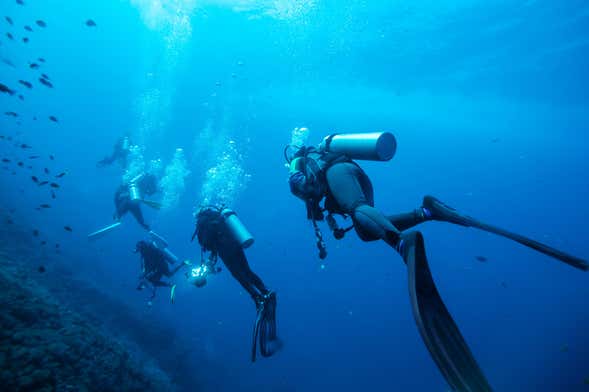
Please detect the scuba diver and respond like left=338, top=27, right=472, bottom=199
left=113, top=172, right=161, bottom=231
left=135, top=232, right=188, bottom=303
left=285, top=130, right=588, bottom=392
left=97, top=134, right=132, bottom=168
left=190, top=206, right=280, bottom=362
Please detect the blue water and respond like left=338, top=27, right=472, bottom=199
left=1, top=1, right=589, bottom=391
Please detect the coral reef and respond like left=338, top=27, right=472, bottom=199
left=0, top=247, right=175, bottom=391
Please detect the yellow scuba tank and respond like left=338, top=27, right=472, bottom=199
left=320, top=132, right=397, bottom=161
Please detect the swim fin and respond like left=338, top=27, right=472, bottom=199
left=170, top=284, right=177, bottom=304
left=251, top=291, right=280, bottom=362
left=400, top=231, right=493, bottom=392
left=142, top=199, right=162, bottom=210
left=423, top=196, right=588, bottom=271
left=88, top=221, right=122, bottom=241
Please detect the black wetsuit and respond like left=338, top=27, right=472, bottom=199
left=194, top=208, right=279, bottom=362
left=195, top=209, right=269, bottom=303
left=289, top=148, right=587, bottom=391
left=324, top=161, right=426, bottom=243
left=98, top=137, right=130, bottom=168
left=113, top=174, right=159, bottom=230
left=114, top=185, right=149, bottom=230
left=138, top=242, right=182, bottom=288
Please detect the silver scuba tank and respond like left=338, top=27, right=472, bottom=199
left=129, top=183, right=142, bottom=201
left=221, top=208, right=254, bottom=249
left=320, top=131, right=397, bottom=161
left=149, top=231, right=179, bottom=264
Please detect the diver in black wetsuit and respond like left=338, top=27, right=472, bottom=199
left=191, top=206, right=280, bottom=362
left=286, top=131, right=588, bottom=392
left=114, top=172, right=161, bottom=231
left=135, top=240, right=185, bottom=300
left=97, top=135, right=132, bottom=168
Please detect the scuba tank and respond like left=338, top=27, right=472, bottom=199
left=149, top=231, right=179, bottom=264
left=319, top=132, right=397, bottom=161
left=129, top=183, right=142, bottom=201
left=221, top=208, right=254, bottom=249
left=129, top=173, right=145, bottom=201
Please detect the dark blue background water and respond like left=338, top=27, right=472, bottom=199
left=1, top=1, right=588, bottom=391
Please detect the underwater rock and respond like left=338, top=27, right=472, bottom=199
left=0, top=250, right=175, bottom=391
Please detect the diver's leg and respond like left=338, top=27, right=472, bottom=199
left=387, top=209, right=429, bottom=231
left=240, top=262, right=269, bottom=295
left=151, top=280, right=172, bottom=288
left=326, top=163, right=402, bottom=244
left=129, top=202, right=149, bottom=230
left=218, top=244, right=261, bottom=300
left=114, top=198, right=128, bottom=220
left=399, top=231, right=493, bottom=391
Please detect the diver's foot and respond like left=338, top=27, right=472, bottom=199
left=422, top=195, right=473, bottom=227
left=255, top=291, right=275, bottom=311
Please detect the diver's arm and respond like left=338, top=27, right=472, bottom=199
left=288, top=157, right=308, bottom=197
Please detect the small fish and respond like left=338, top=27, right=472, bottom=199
left=33, top=229, right=39, bottom=236
left=38, top=265, right=46, bottom=273
left=475, top=256, right=488, bottom=262
left=49, top=115, right=58, bottom=122
left=17, top=161, right=23, bottom=167
left=31, top=175, right=38, bottom=183
left=33, top=116, right=37, bottom=120
left=35, top=20, right=46, bottom=28
left=44, top=168, right=49, bottom=174
left=22, top=37, right=29, bottom=43
left=26, top=165, right=32, bottom=169
left=1, top=58, right=15, bottom=67
left=39, top=78, right=53, bottom=88
left=85, top=19, right=96, bottom=27
left=64, top=226, right=72, bottom=232
left=18, top=94, right=24, bottom=101
left=55, top=171, right=67, bottom=178
left=5, top=111, right=18, bottom=117
left=20, top=143, right=31, bottom=148
left=40, top=240, right=46, bottom=245
left=6, top=32, right=13, bottom=40
left=24, top=25, right=32, bottom=32
left=29, top=62, right=39, bottom=69
left=38, top=57, right=45, bottom=63
left=55, top=243, right=60, bottom=248
left=50, top=190, right=56, bottom=199
left=5, top=16, right=13, bottom=25
left=1, top=159, right=10, bottom=163
left=28, top=155, right=40, bottom=159
left=0, top=83, right=15, bottom=95
left=39, top=204, right=50, bottom=208
left=16, top=0, right=24, bottom=5
left=500, top=281, right=508, bottom=288
left=560, top=344, right=569, bottom=353
left=41, top=73, right=50, bottom=80
left=6, top=218, right=14, bottom=224
left=18, top=80, right=32, bottom=88
left=49, top=154, right=54, bottom=160
left=38, top=181, right=48, bottom=186
left=50, top=182, right=59, bottom=188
